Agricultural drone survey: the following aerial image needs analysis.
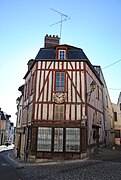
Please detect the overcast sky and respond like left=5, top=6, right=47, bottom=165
left=0, top=0, right=121, bottom=125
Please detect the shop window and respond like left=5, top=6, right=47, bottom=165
left=66, top=128, right=80, bottom=152
left=37, top=127, right=52, bottom=151
left=37, top=127, right=81, bottom=153
left=54, top=128, right=63, bottom=152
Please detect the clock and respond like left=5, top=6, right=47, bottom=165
left=54, top=92, right=66, bottom=104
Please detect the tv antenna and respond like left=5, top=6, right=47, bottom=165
left=50, top=8, right=70, bottom=42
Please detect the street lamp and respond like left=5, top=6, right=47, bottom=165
left=87, top=80, right=97, bottom=101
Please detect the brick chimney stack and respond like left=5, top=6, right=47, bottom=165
left=44, top=34, right=60, bottom=47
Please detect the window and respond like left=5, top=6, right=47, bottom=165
left=59, top=50, right=66, bottom=59
left=106, top=96, right=108, bottom=107
left=28, top=80, right=30, bottom=97
left=115, top=130, right=120, bottom=138
left=114, top=112, right=117, bottom=121
left=66, top=128, right=80, bottom=152
left=18, top=109, right=22, bottom=124
left=37, top=127, right=81, bottom=153
left=96, top=86, right=99, bottom=99
left=37, top=127, right=52, bottom=151
left=54, top=105, right=64, bottom=120
left=55, top=72, right=65, bottom=91
left=54, top=128, right=63, bottom=152
left=120, top=103, right=121, bottom=111
left=31, top=74, right=35, bottom=94
left=24, top=84, right=27, bottom=100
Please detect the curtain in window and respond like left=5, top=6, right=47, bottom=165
left=66, top=128, right=80, bottom=152
left=37, top=127, right=52, bottom=151
left=54, top=128, right=63, bottom=152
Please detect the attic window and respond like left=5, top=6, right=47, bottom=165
left=58, top=50, right=66, bottom=60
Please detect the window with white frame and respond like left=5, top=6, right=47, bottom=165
left=59, top=50, right=66, bottom=60
left=66, top=128, right=80, bottom=152
left=37, top=127, right=52, bottom=151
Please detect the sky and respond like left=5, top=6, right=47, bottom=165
left=0, top=0, right=121, bottom=125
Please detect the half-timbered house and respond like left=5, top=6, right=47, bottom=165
left=15, top=35, right=105, bottom=161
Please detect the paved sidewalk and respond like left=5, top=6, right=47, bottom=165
left=92, top=145, right=121, bottom=162
left=6, top=150, right=89, bottom=167
left=95, top=146, right=121, bottom=155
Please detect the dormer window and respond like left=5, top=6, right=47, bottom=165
left=59, top=50, right=66, bottom=60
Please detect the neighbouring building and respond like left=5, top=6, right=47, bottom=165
left=94, top=66, right=114, bottom=147
left=9, top=122, right=14, bottom=144
left=0, top=108, right=14, bottom=145
left=14, top=85, right=25, bottom=158
left=113, top=92, right=121, bottom=145
left=15, top=35, right=114, bottom=161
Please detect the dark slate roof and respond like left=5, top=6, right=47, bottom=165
left=68, top=50, right=88, bottom=59
left=35, top=49, right=56, bottom=59
left=0, top=111, right=11, bottom=120
left=18, top=84, right=24, bottom=95
left=35, top=45, right=88, bottom=60
left=24, top=44, right=103, bottom=85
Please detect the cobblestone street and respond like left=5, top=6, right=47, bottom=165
left=2, top=148, right=121, bottom=180
left=16, top=159, right=121, bottom=180
left=4, top=147, right=121, bottom=180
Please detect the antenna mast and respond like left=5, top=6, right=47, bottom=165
left=50, top=8, right=70, bottom=42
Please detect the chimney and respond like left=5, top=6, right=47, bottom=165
left=44, top=34, right=60, bottom=47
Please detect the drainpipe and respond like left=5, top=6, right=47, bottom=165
left=102, top=85, right=106, bottom=147
left=24, top=68, right=32, bottom=162
left=24, top=104, right=29, bottom=162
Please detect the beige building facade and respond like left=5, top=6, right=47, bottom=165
left=113, top=92, right=121, bottom=145
left=0, top=108, right=13, bottom=145
left=94, top=66, right=114, bottom=147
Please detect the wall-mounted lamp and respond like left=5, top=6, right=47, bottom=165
left=16, top=97, right=20, bottom=105
left=87, top=80, right=97, bottom=100
left=16, top=97, right=24, bottom=108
